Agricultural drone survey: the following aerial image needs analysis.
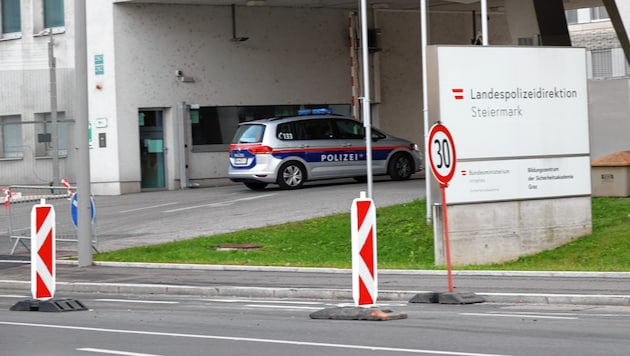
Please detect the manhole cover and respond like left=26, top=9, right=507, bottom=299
left=216, top=243, right=260, bottom=251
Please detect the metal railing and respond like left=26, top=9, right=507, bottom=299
left=3, top=185, right=97, bottom=255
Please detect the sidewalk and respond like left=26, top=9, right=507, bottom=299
left=2, top=183, right=629, bottom=307
left=1, top=259, right=630, bottom=306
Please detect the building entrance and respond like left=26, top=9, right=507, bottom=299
left=139, top=110, right=166, bottom=190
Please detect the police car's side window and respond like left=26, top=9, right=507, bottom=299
left=302, top=119, right=332, bottom=140
left=234, top=124, right=265, bottom=143
left=278, top=121, right=310, bottom=140
left=334, top=119, right=364, bottom=139
left=277, top=122, right=294, bottom=140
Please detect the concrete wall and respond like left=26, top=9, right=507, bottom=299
left=588, top=78, right=630, bottom=159
left=433, top=197, right=592, bottom=266
left=90, top=4, right=355, bottom=194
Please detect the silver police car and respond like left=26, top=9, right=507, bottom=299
left=228, top=109, right=422, bottom=190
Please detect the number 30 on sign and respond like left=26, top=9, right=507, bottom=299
left=428, top=122, right=457, bottom=185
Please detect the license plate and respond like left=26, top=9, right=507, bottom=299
left=234, top=157, right=247, bottom=165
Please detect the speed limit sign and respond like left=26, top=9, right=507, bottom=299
left=428, top=122, right=457, bottom=185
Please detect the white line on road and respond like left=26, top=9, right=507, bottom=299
left=461, top=313, right=578, bottom=320
left=1, top=321, right=511, bottom=356
left=244, top=304, right=322, bottom=310
left=164, top=193, right=277, bottom=213
left=0, top=294, right=29, bottom=298
left=119, top=202, right=179, bottom=213
left=78, top=347, right=163, bottom=356
left=203, top=298, right=325, bottom=305
left=94, top=299, right=179, bottom=304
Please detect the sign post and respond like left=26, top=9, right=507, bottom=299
left=351, top=191, right=377, bottom=306
left=309, top=191, right=407, bottom=320
left=31, top=200, right=56, bottom=300
left=428, top=122, right=457, bottom=293
left=10, top=200, right=88, bottom=312
left=409, top=121, right=482, bottom=304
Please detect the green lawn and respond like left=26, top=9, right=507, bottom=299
left=94, top=197, right=630, bottom=271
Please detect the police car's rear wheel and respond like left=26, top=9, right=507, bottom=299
left=388, top=153, right=414, bottom=180
left=278, top=161, right=306, bottom=189
left=244, top=182, right=268, bottom=191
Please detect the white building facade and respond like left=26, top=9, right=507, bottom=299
left=1, top=0, right=629, bottom=194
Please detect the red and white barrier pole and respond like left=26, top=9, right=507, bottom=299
left=31, top=200, right=56, bottom=300
left=3, top=188, right=10, bottom=210
left=351, top=191, right=377, bottom=306
left=61, top=178, right=75, bottom=197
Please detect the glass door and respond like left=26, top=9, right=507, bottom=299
left=139, top=110, right=165, bottom=190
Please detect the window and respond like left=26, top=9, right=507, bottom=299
left=0, top=115, right=22, bottom=158
left=1, top=0, right=21, bottom=35
left=590, top=6, right=609, bottom=21
left=44, top=0, right=64, bottom=29
left=191, top=107, right=222, bottom=145
left=36, top=112, right=68, bottom=157
left=333, top=119, right=364, bottom=139
left=191, top=104, right=350, bottom=151
left=565, top=9, right=578, bottom=25
left=591, top=49, right=613, bottom=78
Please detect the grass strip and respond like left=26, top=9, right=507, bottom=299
left=95, top=197, right=630, bottom=271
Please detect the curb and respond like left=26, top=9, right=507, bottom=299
left=3, top=261, right=630, bottom=306
left=1, top=279, right=629, bottom=306
left=56, top=260, right=630, bottom=278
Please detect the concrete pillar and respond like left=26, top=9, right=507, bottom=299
left=504, top=0, right=540, bottom=45
left=533, top=0, right=571, bottom=45
left=602, top=0, right=630, bottom=65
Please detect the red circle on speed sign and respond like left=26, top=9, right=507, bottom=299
left=428, top=123, right=457, bottom=185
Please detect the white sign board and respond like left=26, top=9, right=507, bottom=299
left=427, top=46, right=591, bottom=204
left=448, top=156, right=591, bottom=203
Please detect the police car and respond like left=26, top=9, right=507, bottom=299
left=228, top=109, right=422, bottom=190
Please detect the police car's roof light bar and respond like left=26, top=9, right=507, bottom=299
left=298, top=108, right=332, bottom=116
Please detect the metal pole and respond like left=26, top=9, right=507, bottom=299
left=48, top=29, right=60, bottom=185
left=421, top=0, right=432, bottom=224
left=75, top=0, right=92, bottom=267
left=360, top=0, right=373, bottom=198
left=481, top=0, right=488, bottom=45
left=177, top=102, right=188, bottom=189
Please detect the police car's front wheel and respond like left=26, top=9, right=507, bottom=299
left=278, top=161, right=306, bottom=189
left=388, top=152, right=414, bottom=180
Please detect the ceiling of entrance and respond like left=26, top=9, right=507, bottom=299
left=113, top=0, right=603, bottom=11
left=112, top=0, right=504, bottom=12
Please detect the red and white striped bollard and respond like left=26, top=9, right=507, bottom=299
left=351, top=191, right=377, bottom=306
left=31, top=200, right=56, bottom=300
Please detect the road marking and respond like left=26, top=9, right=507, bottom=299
left=78, top=348, right=163, bottom=356
left=244, top=304, right=323, bottom=310
left=119, top=202, right=179, bottom=213
left=461, top=313, right=578, bottom=320
left=1, top=321, right=511, bottom=356
left=94, top=299, right=179, bottom=305
left=164, top=194, right=277, bottom=213
left=0, top=294, right=29, bottom=298
left=0, top=260, right=29, bottom=264
left=203, top=298, right=325, bottom=305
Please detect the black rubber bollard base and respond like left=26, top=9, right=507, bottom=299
left=310, top=306, right=407, bottom=321
left=10, top=298, right=88, bottom=312
left=409, top=291, right=485, bottom=304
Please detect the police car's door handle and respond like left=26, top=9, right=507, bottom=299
left=344, top=143, right=353, bottom=147
left=301, top=144, right=310, bottom=148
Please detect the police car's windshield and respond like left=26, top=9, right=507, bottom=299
left=232, top=124, right=265, bottom=144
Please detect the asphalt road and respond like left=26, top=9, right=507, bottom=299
left=2, top=293, right=630, bottom=356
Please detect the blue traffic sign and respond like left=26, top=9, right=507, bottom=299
left=71, top=194, right=95, bottom=227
